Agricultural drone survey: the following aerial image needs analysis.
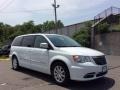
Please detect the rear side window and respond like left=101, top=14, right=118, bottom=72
left=22, top=35, right=35, bottom=47
left=34, top=35, right=48, bottom=48
left=12, top=37, right=23, bottom=46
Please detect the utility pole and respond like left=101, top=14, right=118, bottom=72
left=52, top=0, right=60, bottom=34
left=91, top=26, right=95, bottom=48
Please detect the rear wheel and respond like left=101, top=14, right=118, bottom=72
left=51, top=62, right=70, bottom=85
left=12, top=56, right=20, bottom=70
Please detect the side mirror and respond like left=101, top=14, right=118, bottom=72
left=40, top=43, right=49, bottom=49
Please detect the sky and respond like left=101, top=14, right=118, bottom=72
left=0, top=0, right=120, bottom=26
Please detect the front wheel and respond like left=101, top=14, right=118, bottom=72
left=51, top=62, right=70, bottom=85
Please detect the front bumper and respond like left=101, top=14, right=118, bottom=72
left=70, top=62, right=108, bottom=81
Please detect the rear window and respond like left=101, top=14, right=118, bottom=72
left=12, top=36, right=23, bottom=46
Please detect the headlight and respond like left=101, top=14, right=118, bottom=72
left=73, top=55, right=92, bottom=63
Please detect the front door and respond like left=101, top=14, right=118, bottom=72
left=30, top=35, right=49, bottom=73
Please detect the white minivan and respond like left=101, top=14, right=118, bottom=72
left=9, top=34, right=108, bottom=84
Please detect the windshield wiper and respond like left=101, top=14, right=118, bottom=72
left=71, top=46, right=81, bottom=47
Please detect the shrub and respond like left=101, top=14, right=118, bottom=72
left=97, top=22, right=110, bottom=33
left=72, top=22, right=92, bottom=47
left=73, top=27, right=90, bottom=47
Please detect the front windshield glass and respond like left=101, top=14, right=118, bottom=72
left=46, top=35, right=81, bottom=47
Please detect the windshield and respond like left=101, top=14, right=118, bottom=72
left=46, top=35, right=81, bottom=47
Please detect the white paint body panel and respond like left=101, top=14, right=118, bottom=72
left=10, top=34, right=108, bottom=81
left=59, top=47, right=104, bottom=56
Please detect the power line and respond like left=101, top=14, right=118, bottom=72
left=0, top=0, right=52, bottom=14
left=0, top=9, right=52, bottom=14
left=0, top=0, right=53, bottom=13
left=0, top=0, right=15, bottom=11
left=0, top=0, right=9, bottom=9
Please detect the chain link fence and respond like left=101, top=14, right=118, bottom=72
left=94, top=7, right=120, bottom=24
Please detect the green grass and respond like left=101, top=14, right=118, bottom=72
left=0, top=55, right=9, bottom=60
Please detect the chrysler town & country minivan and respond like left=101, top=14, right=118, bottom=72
left=9, top=34, right=108, bottom=84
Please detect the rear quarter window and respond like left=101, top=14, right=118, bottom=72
left=12, top=36, right=23, bottom=46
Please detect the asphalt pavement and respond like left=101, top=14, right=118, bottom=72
left=0, top=56, right=120, bottom=90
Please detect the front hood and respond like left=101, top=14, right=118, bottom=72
left=59, top=47, right=104, bottom=56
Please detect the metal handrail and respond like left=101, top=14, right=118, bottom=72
left=94, top=7, right=120, bottom=24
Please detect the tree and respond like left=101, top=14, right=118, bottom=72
left=0, top=23, right=4, bottom=42
left=0, top=20, right=64, bottom=47
left=57, top=20, right=64, bottom=28
left=73, top=21, right=92, bottom=47
left=42, top=20, right=64, bottom=32
left=35, top=24, right=42, bottom=33
left=21, top=21, right=35, bottom=33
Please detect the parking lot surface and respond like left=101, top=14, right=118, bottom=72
left=0, top=56, right=120, bottom=90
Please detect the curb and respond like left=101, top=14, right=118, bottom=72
left=0, top=59, right=10, bottom=61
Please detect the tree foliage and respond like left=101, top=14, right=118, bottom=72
left=73, top=22, right=110, bottom=47
left=97, top=22, right=110, bottom=33
left=73, top=22, right=92, bottom=47
left=0, top=20, right=64, bottom=47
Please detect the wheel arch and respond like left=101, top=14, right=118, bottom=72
left=49, top=56, right=72, bottom=77
left=11, top=52, right=19, bottom=63
left=12, top=54, right=17, bottom=59
left=50, top=60, right=68, bottom=72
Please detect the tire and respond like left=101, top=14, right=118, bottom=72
left=12, top=56, right=20, bottom=70
left=51, top=62, right=70, bottom=85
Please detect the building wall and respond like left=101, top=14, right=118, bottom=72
left=43, top=21, right=120, bottom=55
left=43, top=22, right=85, bottom=37
left=95, top=32, right=120, bottom=55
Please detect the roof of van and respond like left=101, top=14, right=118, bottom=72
left=17, top=33, right=61, bottom=37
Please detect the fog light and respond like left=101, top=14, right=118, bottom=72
left=84, top=72, right=95, bottom=78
